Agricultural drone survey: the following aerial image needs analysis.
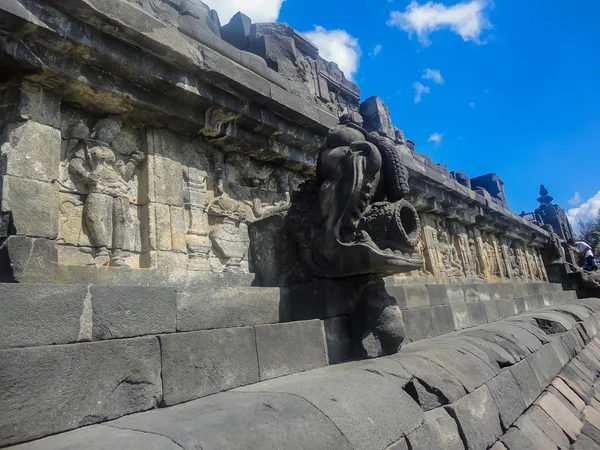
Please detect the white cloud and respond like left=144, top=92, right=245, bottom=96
left=569, top=192, right=582, bottom=206
left=428, top=132, right=444, bottom=144
left=423, top=68, right=444, bottom=84
left=413, top=82, right=430, bottom=103
left=388, top=0, right=492, bottom=46
left=304, top=26, right=362, bottom=81
left=568, top=191, right=600, bottom=229
left=469, top=101, right=476, bottom=108
left=202, top=0, right=284, bottom=24
left=371, top=44, right=383, bottom=57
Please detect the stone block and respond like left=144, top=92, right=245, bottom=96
left=153, top=203, right=172, bottom=251
left=515, top=296, right=526, bottom=314
left=463, top=285, right=480, bottom=302
left=359, top=96, right=395, bottom=139
left=90, top=285, right=176, bottom=340
left=15, top=82, right=61, bottom=128
left=430, top=305, right=455, bottom=336
left=451, top=303, right=473, bottom=330
left=403, top=307, right=433, bottom=342
left=0, top=337, right=162, bottom=447
left=8, top=424, right=182, bottom=450
left=527, top=343, right=564, bottom=388
left=0, top=284, right=88, bottom=348
left=509, top=360, right=543, bottom=406
left=527, top=404, right=571, bottom=449
left=110, top=391, right=352, bottom=450
left=406, top=407, right=464, bottom=450
left=159, top=327, right=259, bottom=406
left=497, top=283, right=516, bottom=299
left=483, top=300, right=501, bottom=323
left=1, top=176, right=59, bottom=239
left=468, top=302, right=488, bottom=326
left=427, top=285, right=465, bottom=306
left=0, top=236, right=58, bottom=282
left=537, top=392, right=583, bottom=441
left=324, top=316, right=352, bottom=364
left=177, top=285, right=288, bottom=332
left=0, top=121, right=61, bottom=182
left=288, top=279, right=356, bottom=320
left=395, top=353, right=467, bottom=403
left=388, top=284, right=429, bottom=310
left=255, top=320, right=328, bottom=380
left=148, top=155, right=184, bottom=206
left=445, top=385, right=503, bottom=450
left=496, top=298, right=517, bottom=319
left=487, top=370, right=527, bottom=430
left=169, top=205, right=187, bottom=252
left=413, top=345, right=496, bottom=393
left=240, top=365, right=423, bottom=450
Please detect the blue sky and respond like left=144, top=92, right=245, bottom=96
left=206, top=0, right=600, bottom=228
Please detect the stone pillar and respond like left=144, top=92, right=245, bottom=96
left=0, top=81, right=62, bottom=279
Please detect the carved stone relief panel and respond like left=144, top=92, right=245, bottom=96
left=58, top=108, right=149, bottom=268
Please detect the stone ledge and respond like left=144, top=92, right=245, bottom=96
left=7, top=297, right=600, bottom=449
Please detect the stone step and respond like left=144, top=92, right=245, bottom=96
left=0, top=283, right=288, bottom=350
left=0, top=317, right=328, bottom=447
left=7, top=297, right=600, bottom=450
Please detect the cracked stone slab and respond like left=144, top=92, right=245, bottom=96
left=445, top=385, right=503, bottom=450
left=0, top=337, right=162, bottom=447
left=508, top=360, right=543, bottom=407
left=406, top=407, right=464, bottom=450
left=394, top=353, right=467, bottom=404
left=237, top=364, right=423, bottom=450
left=8, top=424, right=183, bottom=450
left=109, top=391, right=352, bottom=450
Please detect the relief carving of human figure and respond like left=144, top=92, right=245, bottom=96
left=68, top=118, right=146, bottom=266
left=438, top=225, right=464, bottom=278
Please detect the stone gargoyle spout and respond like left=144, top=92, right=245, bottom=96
left=287, top=115, right=423, bottom=281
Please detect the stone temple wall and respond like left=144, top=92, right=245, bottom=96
left=0, top=0, right=550, bottom=286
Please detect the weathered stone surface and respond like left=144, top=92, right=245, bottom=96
left=445, top=385, right=503, bottom=450
left=527, top=343, right=565, bottom=388
left=451, top=303, right=473, bottom=330
left=0, top=337, right=162, bottom=447
left=385, top=438, right=409, bottom=450
left=514, top=411, right=565, bottom=450
left=427, top=285, right=465, bottom=306
left=1, top=175, right=59, bottom=238
left=359, top=96, right=395, bottom=139
left=584, top=405, right=600, bottom=431
left=406, top=407, right=464, bottom=450
left=255, top=320, right=328, bottom=380
left=490, top=442, right=508, bottom=450
left=483, top=300, right=501, bottom=323
left=239, top=365, right=423, bottom=450
left=287, top=279, right=356, bottom=320
left=509, top=360, right=543, bottom=406
left=468, top=302, right=488, bottom=326
left=388, top=284, right=429, bottom=310
left=160, top=327, right=259, bottom=406
left=527, top=404, right=571, bottom=449
left=496, top=299, right=518, bottom=319
left=403, top=307, right=433, bottom=342
left=324, top=316, right=352, bottom=364
left=177, top=285, right=289, bottom=331
left=581, top=422, right=600, bottom=445
left=110, top=391, right=353, bottom=450
left=10, top=424, right=182, bottom=450
left=487, top=369, right=527, bottom=430
left=395, top=353, right=467, bottom=403
left=430, top=305, right=456, bottom=336
left=553, top=378, right=587, bottom=411
left=91, top=285, right=176, bottom=340
left=1, top=121, right=61, bottom=182
left=537, top=392, right=583, bottom=441
left=0, top=284, right=88, bottom=348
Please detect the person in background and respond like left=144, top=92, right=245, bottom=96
left=568, top=238, right=599, bottom=271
